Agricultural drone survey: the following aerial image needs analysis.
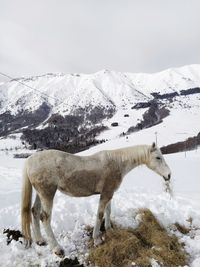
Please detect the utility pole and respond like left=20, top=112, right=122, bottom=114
left=195, top=137, right=197, bottom=153
left=176, top=132, right=188, bottom=158
left=155, top=131, right=158, bottom=145
left=184, top=141, right=187, bottom=158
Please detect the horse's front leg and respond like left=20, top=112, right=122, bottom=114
left=93, top=194, right=112, bottom=246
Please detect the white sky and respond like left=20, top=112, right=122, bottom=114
left=0, top=0, right=200, bottom=79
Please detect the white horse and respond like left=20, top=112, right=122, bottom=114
left=21, top=143, right=171, bottom=256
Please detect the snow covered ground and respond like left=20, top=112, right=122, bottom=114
left=96, top=91, right=200, bottom=143
left=0, top=137, right=200, bottom=266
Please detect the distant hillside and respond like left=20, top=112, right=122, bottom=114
left=0, top=64, right=200, bottom=152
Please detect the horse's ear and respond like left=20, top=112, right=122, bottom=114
left=150, top=142, right=156, bottom=152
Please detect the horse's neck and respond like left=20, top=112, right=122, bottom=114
left=108, top=145, right=150, bottom=176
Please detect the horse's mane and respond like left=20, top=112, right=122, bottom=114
left=106, top=145, right=151, bottom=165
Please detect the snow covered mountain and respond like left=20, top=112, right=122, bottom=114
left=0, top=64, right=200, bottom=116
left=0, top=64, right=200, bottom=151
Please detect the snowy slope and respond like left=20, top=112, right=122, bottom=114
left=126, top=64, right=200, bottom=96
left=0, top=64, right=200, bottom=116
left=0, top=142, right=200, bottom=266
left=97, top=99, right=200, bottom=145
left=0, top=64, right=200, bottom=152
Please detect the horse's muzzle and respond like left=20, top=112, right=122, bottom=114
left=163, top=173, right=171, bottom=181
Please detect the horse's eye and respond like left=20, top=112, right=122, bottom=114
left=156, top=157, right=161, bottom=160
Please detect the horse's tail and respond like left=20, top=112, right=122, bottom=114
left=21, top=162, right=32, bottom=246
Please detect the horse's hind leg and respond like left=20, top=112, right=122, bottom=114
left=39, top=192, right=64, bottom=257
left=32, top=194, right=46, bottom=246
left=104, top=200, right=112, bottom=230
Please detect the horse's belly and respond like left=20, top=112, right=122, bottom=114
left=58, top=186, right=99, bottom=197
left=58, top=170, right=103, bottom=197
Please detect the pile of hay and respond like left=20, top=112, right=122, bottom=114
left=88, top=209, right=188, bottom=267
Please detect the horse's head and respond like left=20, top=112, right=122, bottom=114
left=146, top=142, right=171, bottom=181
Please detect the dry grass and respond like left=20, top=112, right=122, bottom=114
left=88, top=209, right=189, bottom=267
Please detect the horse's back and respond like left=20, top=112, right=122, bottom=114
left=27, top=149, right=77, bottom=164
left=25, top=149, right=107, bottom=179
left=25, top=150, right=75, bottom=182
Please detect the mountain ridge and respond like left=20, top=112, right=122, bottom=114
left=1, top=64, right=200, bottom=117
left=0, top=64, right=200, bottom=153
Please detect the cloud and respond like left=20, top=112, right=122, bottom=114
left=0, top=0, right=200, bottom=79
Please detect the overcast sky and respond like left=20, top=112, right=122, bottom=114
left=0, top=0, right=200, bottom=80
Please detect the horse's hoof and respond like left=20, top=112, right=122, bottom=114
left=106, top=227, right=113, bottom=233
left=24, top=239, right=32, bottom=248
left=36, top=240, right=47, bottom=246
left=94, top=237, right=103, bottom=247
left=53, top=246, right=65, bottom=257
left=105, top=224, right=113, bottom=231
